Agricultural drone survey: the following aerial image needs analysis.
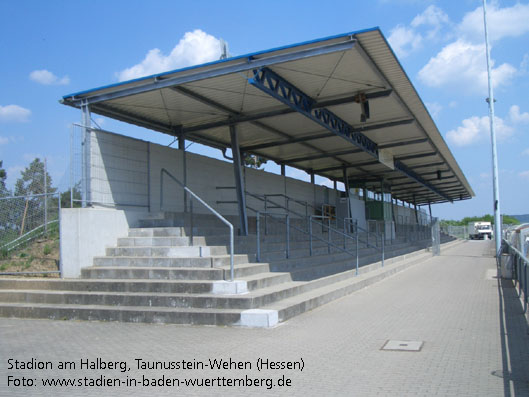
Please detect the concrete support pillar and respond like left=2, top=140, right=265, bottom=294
left=230, top=125, right=248, bottom=236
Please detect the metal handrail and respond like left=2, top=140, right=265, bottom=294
left=312, top=215, right=384, bottom=267
left=256, top=210, right=362, bottom=274
left=502, top=239, right=528, bottom=313
left=160, top=168, right=235, bottom=281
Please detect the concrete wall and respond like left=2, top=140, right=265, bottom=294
left=89, top=130, right=149, bottom=208
left=393, top=204, right=430, bottom=225
left=88, top=129, right=346, bottom=217
left=60, top=207, right=146, bottom=278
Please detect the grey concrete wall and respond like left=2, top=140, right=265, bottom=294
left=88, top=129, right=347, bottom=216
left=60, top=208, right=146, bottom=278
left=89, top=130, right=149, bottom=208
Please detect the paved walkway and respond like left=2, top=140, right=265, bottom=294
left=1, top=241, right=528, bottom=396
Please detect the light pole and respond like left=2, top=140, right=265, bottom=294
left=482, top=0, right=502, bottom=256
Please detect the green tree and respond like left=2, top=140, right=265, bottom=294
left=14, top=158, right=56, bottom=233
left=14, top=158, right=54, bottom=197
left=243, top=154, right=267, bottom=169
left=0, top=160, right=9, bottom=197
left=60, top=183, right=82, bottom=208
left=441, top=214, right=520, bottom=227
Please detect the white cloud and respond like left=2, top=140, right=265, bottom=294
left=418, top=40, right=516, bottom=93
left=522, top=149, right=529, bottom=156
left=425, top=102, right=442, bottom=118
left=519, top=170, right=529, bottom=180
left=0, top=136, right=9, bottom=145
left=509, top=105, right=529, bottom=124
left=388, top=25, right=423, bottom=58
left=388, top=5, right=450, bottom=58
left=29, top=69, right=70, bottom=85
left=0, top=105, right=31, bottom=122
left=411, top=5, right=450, bottom=39
left=446, top=115, right=513, bottom=146
left=117, top=29, right=223, bottom=81
left=459, top=3, right=529, bottom=43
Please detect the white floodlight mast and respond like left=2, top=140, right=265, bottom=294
left=482, top=0, right=502, bottom=256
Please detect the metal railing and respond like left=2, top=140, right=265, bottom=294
left=502, top=239, right=528, bottom=313
left=343, top=217, right=385, bottom=267
left=255, top=210, right=363, bottom=275
left=160, top=168, right=235, bottom=281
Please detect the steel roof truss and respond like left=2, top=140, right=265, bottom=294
left=249, top=67, right=379, bottom=158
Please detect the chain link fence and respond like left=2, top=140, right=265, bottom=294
left=0, top=154, right=63, bottom=275
left=440, top=225, right=469, bottom=239
left=0, top=192, right=61, bottom=276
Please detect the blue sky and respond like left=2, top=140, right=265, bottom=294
left=0, top=0, right=528, bottom=219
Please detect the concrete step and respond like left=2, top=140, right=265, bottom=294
left=116, top=236, right=207, bottom=247
left=82, top=267, right=226, bottom=281
left=0, top=303, right=242, bottom=326
left=0, top=278, right=224, bottom=293
left=105, top=245, right=228, bottom=257
left=92, top=253, right=253, bottom=269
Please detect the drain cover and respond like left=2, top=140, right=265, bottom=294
left=381, top=340, right=423, bottom=351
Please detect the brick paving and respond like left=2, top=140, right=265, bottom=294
left=1, top=240, right=528, bottom=396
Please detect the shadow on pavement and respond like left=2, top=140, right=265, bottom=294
left=497, top=277, right=529, bottom=396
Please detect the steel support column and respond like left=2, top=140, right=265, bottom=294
left=428, top=201, right=432, bottom=222
left=81, top=102, right=91, bottom=207
left=343, top=167, right=352, bottom=225
left=230, top=125, right=248, bottom=235
left=178, top=133, right=188, bottom=212
left=413, top=196, right=419, bottom=224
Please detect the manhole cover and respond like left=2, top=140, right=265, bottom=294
left=381, top=340, right=423, bottom=352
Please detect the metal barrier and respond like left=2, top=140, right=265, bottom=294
left=502, top=239, right=528, bottom=313
left=160, top=168, right=235, bottom=281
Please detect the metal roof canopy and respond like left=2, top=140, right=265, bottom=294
left=61, top=27, right=474, bottom=206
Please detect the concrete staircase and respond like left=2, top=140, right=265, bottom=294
left=0, top=213, right=458, bottom=327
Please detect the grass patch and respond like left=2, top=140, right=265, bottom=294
left=43, top=244, right=51, bottom=256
